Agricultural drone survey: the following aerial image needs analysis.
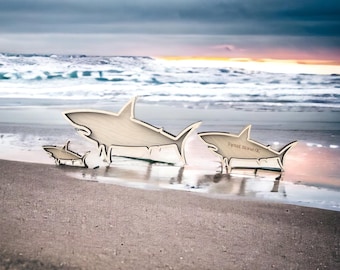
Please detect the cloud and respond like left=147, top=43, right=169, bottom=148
left=0, top=0, right=339, bottom=58
left=1, top=0, right=339, bottom=36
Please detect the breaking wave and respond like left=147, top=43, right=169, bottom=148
left=0, top=53, right=339, bottom=111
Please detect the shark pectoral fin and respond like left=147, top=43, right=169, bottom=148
left=224, top=158, right=231, bottom=174
left=98, top=144, right=112, bottom=164
left=81, top=151, right=91, bottom=168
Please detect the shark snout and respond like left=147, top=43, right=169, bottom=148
left=63, top=112, right=92, bottom=136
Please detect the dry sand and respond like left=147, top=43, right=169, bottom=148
left=1, top=159, right=339, bottom=270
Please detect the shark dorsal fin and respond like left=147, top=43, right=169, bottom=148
left=118, top=97, right=137, bottom=119
left=239, top=125, right=251, bottom=140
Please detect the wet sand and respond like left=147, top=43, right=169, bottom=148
left=1, top=159, right=339, bottom=270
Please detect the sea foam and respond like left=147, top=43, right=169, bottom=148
left=0, top=53, right=339, bottom=112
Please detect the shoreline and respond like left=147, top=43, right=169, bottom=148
left=1, top=103, right=340, bottom=212
left=1, top=159, right=340, bottom=269
left=1, top=114, right=340, bottom=212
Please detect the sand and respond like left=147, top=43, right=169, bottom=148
left=1, top=159, right=340, bottom=270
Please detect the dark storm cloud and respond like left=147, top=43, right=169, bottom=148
left=0, top=0, right=339, bottom=37
left=0, top=0, right=339, bottom=58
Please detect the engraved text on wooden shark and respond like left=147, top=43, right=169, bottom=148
left=198, top=125, right=297, bottom=173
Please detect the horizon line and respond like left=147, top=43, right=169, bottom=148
left=158, top=56, right=340, bottom=67
left=2, top=51, right=340, bottom=66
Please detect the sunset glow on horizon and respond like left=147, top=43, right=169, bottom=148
left=0, top=1, right=339, bottom=75
left=158, top=56, right=340, bottom=75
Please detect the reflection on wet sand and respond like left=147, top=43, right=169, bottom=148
left=68, top=157, right=286, bottom=199
left=271, top=179, right=281, bottom=193
left=197, top=172, right=284, bottom=197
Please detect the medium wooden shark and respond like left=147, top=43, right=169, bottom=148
left=198, top=125, right=297, bottom=174
left=42, top=140, right=89, bottom=167
left=63, top=97, right=201, bottom=164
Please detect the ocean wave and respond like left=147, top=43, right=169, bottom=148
left=0, top=53, right=339, bottom=111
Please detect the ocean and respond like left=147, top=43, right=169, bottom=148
left=1, top=53, right=339, bottom=110
left=0, top=53, right=339, bottom=211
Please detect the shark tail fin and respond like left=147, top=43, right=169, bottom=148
left=175, top=121, right=202, bottom=164
left=63, top=140, right=71, bottom=150
left=278, top=141, right=297, bottom=169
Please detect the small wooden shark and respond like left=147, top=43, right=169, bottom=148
left=198, top=125, right=297, bottom=174
left=63, top=97, right=201, bottom=164
left=42, top=141, right=88, bottom=167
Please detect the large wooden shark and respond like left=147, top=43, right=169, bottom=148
left=63, top=97, right=201, bottom=164
left=198, top=125, right=297, bottom=174
left=43, top=140, right=89, bottom=167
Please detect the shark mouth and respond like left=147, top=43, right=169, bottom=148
left=75, top=126, right=91, bottom=137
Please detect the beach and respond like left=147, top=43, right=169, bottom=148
left=1, top=55, right=340, bottom=269
left=1, top=159, right=340, bottom=270
left=1, top=106, right=340, bottom=270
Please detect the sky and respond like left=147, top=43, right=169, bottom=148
left=0, top=0, right=339, bottom=61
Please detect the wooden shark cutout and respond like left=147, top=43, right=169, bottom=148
left=198, top=125, right=297, bottom=174
left=43, top=141, right=89, bottom=167
left=63, top=97, right=201, bottom=164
